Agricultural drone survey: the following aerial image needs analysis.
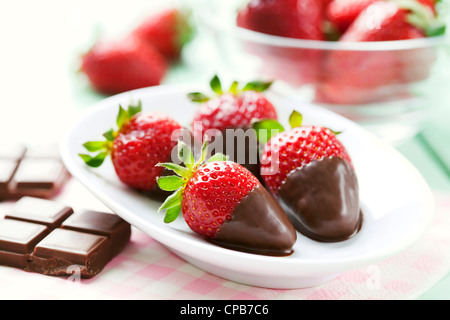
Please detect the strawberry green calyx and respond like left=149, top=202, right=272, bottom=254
left=79, top=101, right=142, bottom=168
left=252, top=110, right=342, bottom=145
left=157, top=140, right=228, bottom=223
left=252, top=110, right=304, bottom=145
left=393, top=0, right=446, bottom=36
left=187, top=75, right=274, bottom=103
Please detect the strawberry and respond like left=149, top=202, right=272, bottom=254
left=326, top=0, right=438, bottom=35
left=81, top=36, right=168, bottom=95
left=326, top=0, right=380, bottom=34
left=257, top=111, right=353, bottom=195
left=156, top=141, right=297, bottom=256
left=254, top=111, right=361, bottom=242
left=236, top=0, right=325, bottom=86
left=317, top=0, right=442, bottom=105
left=188, top=76, right=278, bottom=177
left=132, top=8, right=193, bottom=61
left=79, top=102, right=182, bottom=192
left=237, top=0, right=324, bottom=40
left=340, top=1, right=419, bottom=41
left=189, top=75, right=277, bottom=139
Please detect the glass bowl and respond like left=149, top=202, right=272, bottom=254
left=196, top=0, right=450, bottom=144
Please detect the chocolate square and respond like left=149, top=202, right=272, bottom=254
left=0, top=219, right=49, bottom=254
left=31, top=229, right=111, bottom=278
left=0, top=219, right=48, bottom=268
left=5, top=197, right=74, bottom=229
left=62, top=210, right=131, bottom=258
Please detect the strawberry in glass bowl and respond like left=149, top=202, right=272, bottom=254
left=198, top=0, right=449, bottom=144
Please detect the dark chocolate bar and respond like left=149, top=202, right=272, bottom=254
left=0, top=144, right=70, bottom=201
left=0, top=197, right=131, bottom=279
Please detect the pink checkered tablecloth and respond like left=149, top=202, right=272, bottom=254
left=1, top=178, right=450, bottom=300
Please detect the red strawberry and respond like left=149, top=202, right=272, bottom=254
left=326, top=0, right=380, bottom=33
left=132, top=8, right=193, bottom=60
left=327, top=0, right=438, bottom=35
left=317, top=0, right=441, bottom=105
left=188, top=76, right=278, bottom=177
left=258, top=111, right=353, bottom=195
left=237, top=0, right=324, bottom=40
left=255, top=111, right=361, bottom=242
left=236, top=0, right=325, bottom=86
left=79, top=102, right=182, bottom=192
left=189, top=76, right=277, bottom=138
left=156, top=141, right=297, bottom=256
left=340, top=1, right=418, bottom=41
left=81, top=36, right=168, bottom=95
left=236, top=5, right=250, bottom=29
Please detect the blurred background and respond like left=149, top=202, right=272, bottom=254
left=1, top=0, right=449, bottom=191
left=0, top=0, right=205, bottom=144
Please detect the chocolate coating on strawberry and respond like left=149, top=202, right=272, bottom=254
left=188, top=76, right=277, bottom=178
left=261, top=124, right=352, bottom=196
left=157, top=141, right=296, bottom=256
left=211, top=185, right=297, bottom=256
left=255, top=111, right=362, bottom=242
left=277, top=157, right=362, bottom=242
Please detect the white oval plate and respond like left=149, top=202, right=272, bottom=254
left=61, top=85, right=435, bottom=289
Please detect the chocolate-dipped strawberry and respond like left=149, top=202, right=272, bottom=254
left=156, top=140, right=297, bottom=256
left=255, top=111, right=362, bottom=242
left=188, top=75, right=278, bottom=180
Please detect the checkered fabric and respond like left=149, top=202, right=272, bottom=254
left=1, top=180, right=450, bottom=300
